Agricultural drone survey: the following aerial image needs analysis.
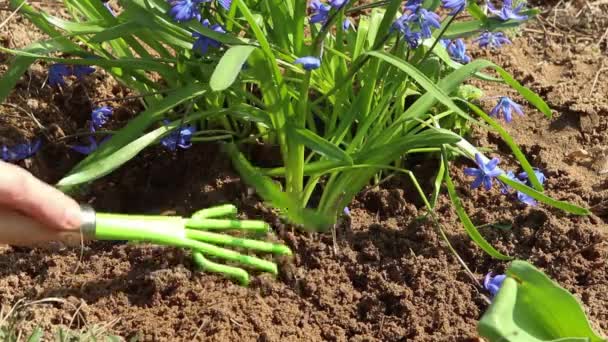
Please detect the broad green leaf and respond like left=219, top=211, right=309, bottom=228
left=289, top=125, right=354, bottom=165
left=478, top=260, right=605, bottom=342
left=211, top=45, right=257, bottom=91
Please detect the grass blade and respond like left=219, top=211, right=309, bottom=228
left=442, top=150, right=512, bottom=260
left=289, top=125, right=354, bottom=164
left=499, top=176, right=590, bottom=215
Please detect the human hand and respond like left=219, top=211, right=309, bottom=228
left=0, top=161, right=82, bottom=245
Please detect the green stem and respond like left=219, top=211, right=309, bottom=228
left=294, top=0, right=306, bottom=54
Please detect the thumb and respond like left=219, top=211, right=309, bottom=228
left=0, top=209, right=83, bottom=246
left=0, top=161, right=82, bottom=231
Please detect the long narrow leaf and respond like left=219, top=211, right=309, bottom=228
left=442, top=149, right=512, bottom=260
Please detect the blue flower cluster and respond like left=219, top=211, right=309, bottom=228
left=72, top=106, right=114, bottom=155
left=48, top=63, right=95, bottom=87
left=392, top=1, right=441, bottom=48
left=464, top=153, right=546, bottom=207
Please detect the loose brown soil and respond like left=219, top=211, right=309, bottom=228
left=1, top=2, right=607, bottom=341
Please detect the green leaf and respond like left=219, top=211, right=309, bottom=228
left=444, top=9, right=540, bottom=39
left=58, top=84, right=207, bottom=190
left=210, top=45, right=257, bottom=91
left=223, top=143, right=333, bottom=231
left=57, top=122, right=175, bottom=188
left=289, top=125, right=354, bottom=164
left=478, top=260, right=605, bottom=342
left=366, top=50, right=479, bottom=123
left=466, top=2, right=487, bottom=21
left=442, top=150, right=512, bottom=260
left=26, top=327, right=43, bottom=342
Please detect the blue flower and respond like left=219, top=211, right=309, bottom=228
left=499, top=169, right=540, bottom=206
left=1, top=139, right=42, bottom=162
left=475, top=31, right=511, bottom=49
left=403, top=27, right=422, bottom=48
left=72, top=136, right=104, bottom=155
left=487, top=0, right=527, bottom=21
left=309, top=0, right=330, bottom=24
left=342, top=18, right=352, bottom=30
left=294, top=56, right=321, bottom=71
left=71, top=123, right=111, bottom=155
left=442, top=0, right=466, bottom=15
left=517, top=191, right=536, bottom=206
left=484, top=273, right=506, bottom=297
left=329, top=0, right=348, bottom=9
left=417, top=8, right=441, bottom=38
left=193, top=20, right=226, bottom=55
left=102, top=1, right=116, bottom=16
left=518, top=168, right=546, bottom=185
left=392, top=13, right=414, bottom=33
left=160, top=120, right=196, bottom=151
left=464, top=153, right=503, bottom=190
left=48, top=64, right=72, bottom=87
left=168, top=0, right=205, bottom=22
left=217, top=0, right=231, bottom=10
left=91, top=106, right=113, bottom=129
left=73, top=65, right=96, bottom=80
left=500, top=170, right=517, bottom=194
left=404, top=0, right=423, bottom=12
left=343, top=207, right=351, bottom=216
left=445, top=38, right=471, bottom=64
left=490, top=96, right=524, bottom=123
